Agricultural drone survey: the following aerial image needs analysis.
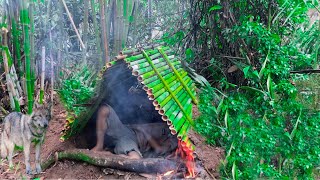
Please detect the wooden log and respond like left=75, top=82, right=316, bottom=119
left=290, top=69, right=320, bottom=74
left=42, top=149, right=178, bottom=174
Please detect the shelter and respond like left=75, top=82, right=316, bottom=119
left=60, top=45, right=198, bottom=156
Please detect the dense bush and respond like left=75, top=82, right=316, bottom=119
left=58, top=66, right=96, bottom=116
left=185, top=0, right=320, bottom=179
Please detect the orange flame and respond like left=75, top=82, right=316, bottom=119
left=175, top=139, right=196, bottom=178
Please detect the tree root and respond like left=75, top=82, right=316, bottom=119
left=41, top=149, right=178, bottom=174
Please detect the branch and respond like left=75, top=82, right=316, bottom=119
left=290, top=69, right=320, bottom=74
left=42, top=149, right=178, bottom=174
left=61, top=0, right=86, bottom=49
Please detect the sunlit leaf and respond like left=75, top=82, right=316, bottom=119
left=209, top=5, right=223, bottom=12
left=243, top=66, right=251, bottom=78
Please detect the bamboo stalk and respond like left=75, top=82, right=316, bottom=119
left=105, top=0, right=112, bottom=49
left=90, top=0, right=102, bottom=66
left=11, top=13, right=22, bottom=78
left=125, top=47, right=170, bottom=62
left=40, top=46, right=45, bottom=104
left=160, top=80, right=192, bottom=118
left=82, top=0, right=89, bottom=63
left=49, top=31, right=54, bottom=111
left=150, top=71, right=188, bottom=96
left=129, top=50, right=173, bottom=65
left=171, top=100, right=193, bottom=135
left=2, top=27, right=16, bottom=110
left=131, top=55, right=175, bottom=70
left=8, top=78, right=21, bottom=112
left=158, top=92, right=185, bottom=116
left=177, top=122, right=190, bottom=139
left=142, top=50, right=194, bottom=126
left=106, top=60, right=117, bottom=68
left=4, top=46, right=23, bottom=99
left=10, top=66, right=23, bottom=96
left=147, top=0, right=152, bottom=40
left=61, top=0, right=85, bottom=49
left=114, top=0, right=122, bottom=53
left=149, top=76, right=180, bottom=96
left=132, top=61, right=181, bottom=77
left=159, top=47, right=198, bottom=104
left=143, top=68, right=184, bottom=87
left=120, top=44, right=164, bottom=55
left=152, top=71, right=186, bottom=97
left=99, top=0, right=109, bottom=62
left=159, top=90, right=187, bottom=114
left=132, top=61, right=168, bottom=75
left=29, top=1, right=35, bottom=97
left=122, top=0, right=127, bottom=48
left=21, top=0, right=33, bottom=114
left=160, top=86, right=189, bottom=114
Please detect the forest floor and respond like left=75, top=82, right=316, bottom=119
left=0, top=97, right=224, bottom=179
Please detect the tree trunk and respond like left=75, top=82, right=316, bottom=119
left=82, top=0, right=89, bottom=63
left=99, top=0, right=109, bottom=63
left=148, top=0, right=152, bottom=40
left=42, top=149, right=178, bottom=174
left=90, top=0, right=102, bottom=67
left=40, top=46, right=45, bottom=104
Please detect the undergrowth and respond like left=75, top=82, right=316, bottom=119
left=58, top=65, right=96, bottom=116
left=193, top=1, right=320, bottom=179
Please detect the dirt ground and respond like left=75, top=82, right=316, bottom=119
left=0, top=99, right=224, bottom=179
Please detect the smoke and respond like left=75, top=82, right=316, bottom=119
left=101, top=61, right=161, bottom=124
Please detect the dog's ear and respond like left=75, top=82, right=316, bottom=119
left=34, top=102, right=43, bottom=109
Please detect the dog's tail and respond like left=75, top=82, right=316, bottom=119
left=1, top=132, right=7, bottom=159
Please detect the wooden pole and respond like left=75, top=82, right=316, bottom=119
left=82, top=0, right=89, bottom=63
left=99, top=0, right=109, bottom=62
left=40, top=46, right=45, bottom=104
left=90, top=0, right=102, bottom=66
left=61, top=0, right=86, bottom=49
left=49, top=31, right=54, bottom=113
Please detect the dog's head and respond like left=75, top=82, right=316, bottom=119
left=31, top=103, right=50, bottom=129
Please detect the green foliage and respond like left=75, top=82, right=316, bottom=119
left=209, top=5, right=223, bottom=12
left=193, top=0, right=320, bottom=179
left=58, top=66, right=96, bottom=116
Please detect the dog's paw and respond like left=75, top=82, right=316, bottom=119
left=35, top=165, right=42, bottom=174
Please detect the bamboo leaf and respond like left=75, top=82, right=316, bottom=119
left=243, top=66, right=251, bottom=78
left=282, top=3, right=303, bottom=26
left=224, top=110, right=229, bottom=131
left=232, top=161, right=238, bottom=180
left=259, top=50, right=270, bottom=78
left=209, top=5, right=223, bottom=12
left=216, top=97, right=224, bottom=116
left=290, top=108, right=302, bottom=139
left=267, top=74, right=274, bottom=99
left=240, top=86, right=267, bottom=96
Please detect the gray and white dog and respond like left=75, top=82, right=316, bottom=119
left=1, top=103, right=50, bottom=174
